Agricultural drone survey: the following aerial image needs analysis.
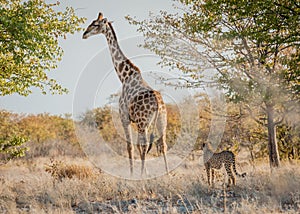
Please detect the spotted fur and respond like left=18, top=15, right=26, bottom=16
left=83, top=12, right=168, bottom=176
left=203, top=143, right=246, bottom=187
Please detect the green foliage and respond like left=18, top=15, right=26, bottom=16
left=127, top=0, right=299, bottom=102
left=181, top=0, right=300, bottom=99
left=0, top=135, right=28, bottom=161
left=0, top=110, right=28, bottom=161
left=0, top=0, right=86, bottom=96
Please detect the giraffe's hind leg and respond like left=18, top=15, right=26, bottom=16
left=123, top=122, right=133, bottom=175
left=156, top=111, right=169, bottom=174
left=137, top=130, right=148, bottom=176
left=155, top=137, right=168, bottom=175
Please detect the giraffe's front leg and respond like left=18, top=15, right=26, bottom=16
left=125, top=125, right=133, bottom=175
left=119, top=98, right=134, bottom=175
left=121, top=120, right=133, bottom=175
left=156, top=111, right=169, bottom=175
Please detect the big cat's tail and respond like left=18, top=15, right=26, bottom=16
left=233, top=158, right=247, bottom=177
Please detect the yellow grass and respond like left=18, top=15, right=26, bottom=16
left=0, top=156, right=299, bottom=213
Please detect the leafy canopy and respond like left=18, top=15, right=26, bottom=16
left=0, top=0, right=85, bottom=96
left=127, top=0, right=299, bottom=102
left=181, top=0, right=300, bottom=99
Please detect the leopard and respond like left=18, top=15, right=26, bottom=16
left=202, top=142, right=246, bottom=187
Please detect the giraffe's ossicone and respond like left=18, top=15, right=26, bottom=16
left=83, top=12, right=169, bottom=176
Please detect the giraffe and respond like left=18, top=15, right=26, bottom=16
left=82, top=12, right=169, bottom=176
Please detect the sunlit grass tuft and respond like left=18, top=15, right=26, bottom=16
left=45, top=158, right=96, bottom=181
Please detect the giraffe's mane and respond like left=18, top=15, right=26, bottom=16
left=108, top=22, right=117, bottom=41
left=108, top=21, right=141, bottom=74
left=125, top=59, right=141, bottom=73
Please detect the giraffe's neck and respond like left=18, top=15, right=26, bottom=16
left=105, top=23, right=141, bottom=83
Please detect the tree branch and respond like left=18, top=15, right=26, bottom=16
left=244, top=104, right=266, bottom=126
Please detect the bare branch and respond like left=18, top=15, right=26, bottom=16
left=244, top=104, right=266, bottom=126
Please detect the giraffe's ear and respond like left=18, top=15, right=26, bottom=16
left=98, top=12, right=103, bottom=20
left=103, top=18, right=108, bottom=24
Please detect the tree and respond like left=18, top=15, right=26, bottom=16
left=0, top=0, right=85, bottom=96
left=127, top=0, right=300, bottom=168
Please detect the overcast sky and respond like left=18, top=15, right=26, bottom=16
left=1, top=0, right=185, bottom=116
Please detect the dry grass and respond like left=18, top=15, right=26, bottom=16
left=45, top=159, right=96, bottom=181
left=0, top=156, right=299, bottom=213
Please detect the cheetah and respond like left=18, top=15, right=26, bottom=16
left=202, top=142, right=246, bottom=187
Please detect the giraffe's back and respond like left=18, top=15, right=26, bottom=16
left=128, top=89, right=159, bottom=128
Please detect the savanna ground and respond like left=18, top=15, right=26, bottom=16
left=1, top=151, right=300, bottom=214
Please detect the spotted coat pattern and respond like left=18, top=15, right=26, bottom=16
left=203, top=143, right=246, bottom=187
left=83, top=13, right=169, bottom=176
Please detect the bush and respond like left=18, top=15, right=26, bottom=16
left=0, top=110, right=28, bottom=162
left=0, top=136, right=28, bottom=162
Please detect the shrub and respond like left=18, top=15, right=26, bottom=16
left=0, top=110, right=28, bottom=162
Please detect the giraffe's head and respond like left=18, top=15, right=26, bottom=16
left=82, top=12, right=109, bottom=39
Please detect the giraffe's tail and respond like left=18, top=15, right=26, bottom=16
left=147, top=133, right=155, bottom=154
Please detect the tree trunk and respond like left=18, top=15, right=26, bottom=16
left=292, top=146, right=298, bottom=159
left=266, top=104, right=280, bottom=168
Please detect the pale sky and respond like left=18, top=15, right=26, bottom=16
left=1, top=0, right=186, bottom=116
